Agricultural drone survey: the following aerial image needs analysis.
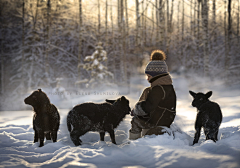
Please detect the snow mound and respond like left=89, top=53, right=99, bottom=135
left=0, top=110, right=240, bottom=168
left=0, top=75, right=240, bottom=167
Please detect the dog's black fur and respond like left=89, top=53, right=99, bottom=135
left=24, top=89, right=60, bottom=147
left=67, top=96, right=131, bottom=146
left=189, top=91, right=222, bottom=145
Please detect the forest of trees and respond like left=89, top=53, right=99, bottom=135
left=0, top=0, right=239, bottom=109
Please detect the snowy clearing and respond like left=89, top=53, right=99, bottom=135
left=0, top=75, right=240, bottom=168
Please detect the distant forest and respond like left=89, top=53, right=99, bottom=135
left=0, top=0, right=239, bottom=96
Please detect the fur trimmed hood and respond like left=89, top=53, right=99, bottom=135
left=150, top=74, right=173, bottom=87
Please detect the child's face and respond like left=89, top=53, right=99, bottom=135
left=147, top=74, right=152, bottom=82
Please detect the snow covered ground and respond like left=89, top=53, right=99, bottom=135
left=0, top=75, right=240, bottom=168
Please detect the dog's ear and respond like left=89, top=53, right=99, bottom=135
left=205, top=91, right=212, bottom=99
left=38, top=89, right=42, bottom=92
left=105, top=99, right=116, bottom=104
left=121, top=96, right=126, bottom=101
left=189, top=91, right=196, bottom=98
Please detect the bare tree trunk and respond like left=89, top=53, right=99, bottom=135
left=151, top=3, right=154, bottom=45
left=28, top=0, right=40, bottom=91
left=105, top=0, right=108, bottom=49
left=141, top=0, right=144, bottom=46
left=124, top=0, right=130, bottom=91
left=121, top=0, right=127, bottom=82
left=238, top=0, right=239, bottom=44
left=177, top=0, right=180, bottom=51
left=34, top=0, right=40, bottom=30
left=167, top=0, right=173, bottom=34
left=156, top=0, right=159, bottom=44
left=55, top=0, right=59, bottom=58
left=212, top=0, right=216, bottom=44
left=167, top=0, right=169, bottom=33
left=169, top=0, right=174, bottom=51
left=144, top=1, right=147, bottom=46
left=181, top=0, right=184, bottom=58
left=192, top=0, right=197, bottom=67
left=190, top=0, right=192, bottom=36
left=78, top=0, right=83, bottom=82
left=170, top=0, right=174, bottom=33
left=228, top=0, right=232, bottom=46
left=111, top=0, right=114, bottom=38
left=45, top=0, right=51, bottom=82
left=125, top=0, right=129, bottom=45
left=228, top=0, right=232, bottom=36
left=163, top=0, right=166, bottom=49
left=118, top=0, right=120, bottom=28
left=194, top=0, right=196, bottom=38
left=159, top=0, right=163, bottom=48
left=120, top=0, right=123, bottom=33
left=197, top=0, right=201, bottom=63
left=224, top=0, right=227, bottom=75
left=202, top=0, right=209, bottom=78
left=165, top=0, right=168, bottom=52
left=0, top=35, right=4, bottom=94
left=116, top=0, right=124, bottom=83
left=98, top=0, right=101, bottom=37
left=225, top=0, right=232, bottom=79
left=21, top=0, right=25, bottom=93
left=166, top=0, right=173, bottom=55
left=136, top=0, right=139, bottom=46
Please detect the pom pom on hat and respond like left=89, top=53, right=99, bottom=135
left=145, top=50, right=168, bottom=77
left=150, top=50, right=166, bottom=61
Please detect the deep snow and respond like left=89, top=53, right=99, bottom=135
left=0, top=75, right=240, bottom=168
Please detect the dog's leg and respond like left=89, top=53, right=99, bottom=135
left=34, top=130, right=38, bottom=143
left=70, top=129, right=86, bottom=146
left=193, top=126, right=201, bottom=145
left=51, top=131, right=57, bottom=142
left=207, top=128, right=217, bottom=143
left=46, top=132, right=51, bottom=140
left=214, top=130, right=219, bottom=141
left=203, top=128, right=209, bottom=140
left=108, top=129, right=116, bottom=144
left=39, top=130, right=44, bottom=147
left=100, top=132, right=105, bottom=141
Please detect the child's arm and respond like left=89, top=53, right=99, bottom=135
left=133, top=86, right=164, bottom=116
left=138, top=87, right=150, bottom=101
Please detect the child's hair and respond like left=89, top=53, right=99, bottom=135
left=150, top=50, right=166, bottom=61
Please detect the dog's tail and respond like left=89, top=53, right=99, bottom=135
left=67, top=110, right=73, bottom=132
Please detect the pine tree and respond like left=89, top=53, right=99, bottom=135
left=77, top=42, right=113, bottom=88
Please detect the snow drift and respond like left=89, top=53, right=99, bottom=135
left=0, top=75, right=240, bottom=168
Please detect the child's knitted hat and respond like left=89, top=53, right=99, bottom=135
left=145, top=50, right=168, bottom=77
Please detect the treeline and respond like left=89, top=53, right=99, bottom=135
left=0, top=0, right=239, bottom=107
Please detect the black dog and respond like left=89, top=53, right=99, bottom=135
left=67, top=96, right=131, bottom=146
left=24, top=89, right=60, bottom=147
left=189, top=91, right=222, bottom=145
